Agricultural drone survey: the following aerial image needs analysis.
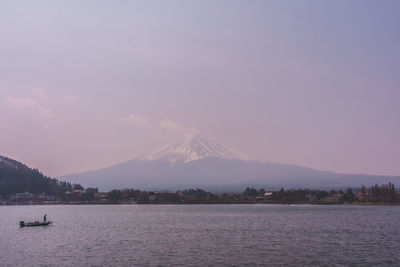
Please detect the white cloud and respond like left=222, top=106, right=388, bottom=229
left=7, top=97, right=54, bottom=118
left=63, top=95, right=78, bottom=104
left=31, top=87, right=46, bottom=100
left=117, top=114, right=152, bottom=128
left=159, top=120, right=199, bottom=136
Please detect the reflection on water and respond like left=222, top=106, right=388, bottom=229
left=1, top=205, right=400, bottom=266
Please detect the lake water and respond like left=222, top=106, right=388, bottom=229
left=1, top=205, right=400, bottom=266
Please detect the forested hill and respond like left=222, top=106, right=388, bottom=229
left=0, top=155, right=77, bottom=195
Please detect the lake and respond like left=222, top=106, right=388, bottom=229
left=1, top=205, right=400, bottom=266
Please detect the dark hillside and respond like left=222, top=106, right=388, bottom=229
left=0, top=155, right=74, bottom=196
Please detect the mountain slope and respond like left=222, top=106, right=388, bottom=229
left=63, top=136, right=400, bottom=191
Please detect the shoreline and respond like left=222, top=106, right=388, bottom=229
left=2, top=202, right=400, bottom=206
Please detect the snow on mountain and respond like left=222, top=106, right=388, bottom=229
left=139, top=135, right=249, bottom=164
left=62, top=136, right=400, bottom=191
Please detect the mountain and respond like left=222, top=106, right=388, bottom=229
left=63, top=135, right=400, bottom=191
left=0, top=155, right=74, bottom=195
left=137, top=135, right=248, bottom=164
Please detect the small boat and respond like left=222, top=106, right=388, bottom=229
left=20, top=221, right=52, bottom=227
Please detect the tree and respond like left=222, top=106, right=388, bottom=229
left=259, top=188, right=266, bottom=196
left=108, top=190, right=123, bottom=202
left=73, top=184, right=84, bottom=191
left=343, top=188, right=355, bottom=203
left=391, top=183, right=396, bottom=202
left=361, top=185, right=367, bottom=202
left=244, top=187, right=259, bottom=197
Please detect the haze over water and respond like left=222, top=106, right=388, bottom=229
left=2, top=205, right=400, bottom=266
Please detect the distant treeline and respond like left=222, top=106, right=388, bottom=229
left=103, top=182, right=400, bottom=205
left=1, top=153, right=399, bottom=205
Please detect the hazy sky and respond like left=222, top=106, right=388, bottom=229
left=0, top=0, right=399, bottom=177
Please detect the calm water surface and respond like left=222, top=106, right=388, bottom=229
left=1, top=205, right=400, bottom=266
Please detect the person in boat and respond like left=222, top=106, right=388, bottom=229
left=44, top=214, right=47, bottom=223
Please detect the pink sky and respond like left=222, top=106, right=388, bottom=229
left=0, top=0, right=399, bottom=177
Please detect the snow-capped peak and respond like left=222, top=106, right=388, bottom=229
left=140, top=135, right=248, bottom=164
